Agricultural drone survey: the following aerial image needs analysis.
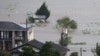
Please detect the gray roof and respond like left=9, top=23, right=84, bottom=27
left=0, top=21, right=26, bottom=31
left=28, top=39, right=68, bottom=51
left=9, top=39, right=69, bottom=55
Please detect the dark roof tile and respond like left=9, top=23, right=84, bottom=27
left=9, top=39, right=68, bottom=55
left=0, top=21, right=26, bottom=31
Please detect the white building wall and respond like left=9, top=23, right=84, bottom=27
left=27, top=27, right=34, bottom=41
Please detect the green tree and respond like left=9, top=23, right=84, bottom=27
left=19, top=45, right=36, bottom=56
left=70, top=52, right=78, bottom=56
left=56, top=17, right=77, bottom=29
left=35, top=2, right=50, bottom=21
left=59, top=36, right=72, bottom=46
left=0, top=51, right=11, bottom=56
left=39, top=42, right=60, bottom=56
left=92, top=43, right=100, bottom=56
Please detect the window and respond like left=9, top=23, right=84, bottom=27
left=0, top=31, right=9, bottom=39
left=3, top=31, right=6, bottom=39
left=1, top=31, right=3, bottom=39
left=19, top=31, right=22, bottom=36
left=3, top=31, right=9, bottom=39
left=6, top=31, right=9, bottom=39
left=16, top=31, right=22, bottom=37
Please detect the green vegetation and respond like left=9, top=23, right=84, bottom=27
left=82, top=29, right=91, bottom=34
left=59, top=36, right=86, bottom=46
left=35, top=2, right=50, bottom=21
left=28, top=16, right=35, bottom=23
left=92, top=43, right=100, bottom=56
left=70, top=52, right=78, bottom=56
left=0, top=51, right=11, bottom=56
left=19, top=45, right=36, bottom=56
left=70, top=42, right=86, bottom=45
left=39, top=42, right=60, bottom=56
left=59, top=36, right=72, bottom=46
left=64, top=36, right=72, bottom=44
left=19, top=42, right=60, bottom=56
left=56, top=17, right=77, bottom=29
left=82, top=22, right=100, bottom=35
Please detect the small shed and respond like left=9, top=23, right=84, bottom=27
left=33, top=15, right=46, bottom=22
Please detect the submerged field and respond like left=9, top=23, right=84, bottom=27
left=0, top=0, right=100, bottom=56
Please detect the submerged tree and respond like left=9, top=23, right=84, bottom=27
left=35, top=2, right=50, bottom=21
left=56, top=17, right=77, bottom=30
left=59, top=36, right=72, bottom=46
left=57, top=17, right=77, bottom=46
left=19, top=45, right=36, bottom=56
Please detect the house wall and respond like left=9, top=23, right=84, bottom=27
left=27, top=27, right=34, bottom=41
left=0, top=31, right=26, bottom=51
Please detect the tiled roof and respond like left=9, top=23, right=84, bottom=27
left=28, top=39, right=68, bottom=51
left=0, top=21, right=26, bottom=31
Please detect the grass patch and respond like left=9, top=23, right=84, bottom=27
left=70, top=42, right=86, bottom=45
left=82, top=29, right=91, bottom=34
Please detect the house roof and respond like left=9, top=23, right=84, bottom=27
left=0, top=21, right=26, bottom=31
left=9, top=39, right=69, bottom=55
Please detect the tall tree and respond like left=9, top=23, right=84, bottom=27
left=19, top=45, right=36, bottom=56
left=0, top=51, right=11, bottom=56
left=39, top=42, right=60, bottom=56
left=35, top=2, right=50, bottom=21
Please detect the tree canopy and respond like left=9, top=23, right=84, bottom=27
left=92, top=43, right=100, bottom=56
left=19, top=45, right=36, bottom=56
left=59, top=36, right=72, bottom=46
left=39, top=42, right=60, bottom=56
left=70, top=52, right=78, bottom=56
left=0, top=51, right=11, bottom=56
left=57, top=17, right=77, bottom=29
left=35, top=2, right=50, bottom=21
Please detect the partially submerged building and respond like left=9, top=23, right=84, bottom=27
left=0, top=21, right=34, bottom=51
left=0, top=21, right=68, bottom=56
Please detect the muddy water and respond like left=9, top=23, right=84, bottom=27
left=0, top=0, right=100, bottom=56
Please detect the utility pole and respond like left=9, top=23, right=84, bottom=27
left=25, top=18, right=28, bottom=43
left=80, top=48, right=82, bottom=56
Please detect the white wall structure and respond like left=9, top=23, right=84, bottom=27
left=62, top=28, right=68, bottom=34
left=27, top=26, right=34, bottom=41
